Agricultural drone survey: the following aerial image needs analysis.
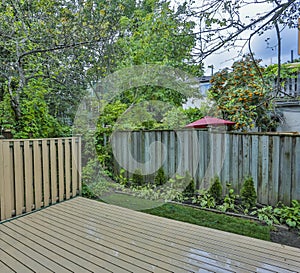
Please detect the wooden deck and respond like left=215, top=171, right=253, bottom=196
left=0, top=197, right=300, bottom=273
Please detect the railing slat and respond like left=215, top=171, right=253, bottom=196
left=65, top=139, right=71, bottom=199
left=58, top=139, right=64, bottom=202
left=71, top=138, right=78, bottom=197
left=42, top=140, right=50, bottom=207
left=14, top=142, right=24, bottom=215
left=24, top=141, right=33, bottom=213
left=50, top=139, right=57, bottom=205
left=33, top=141, right=42, bottom=209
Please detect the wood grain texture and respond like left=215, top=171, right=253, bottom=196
left=113, top=130, right=300, bottom=205
left=1, top=197, right=300, bottom=273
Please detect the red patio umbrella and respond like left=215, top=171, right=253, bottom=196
left=185, top=116, right=236, bottom=128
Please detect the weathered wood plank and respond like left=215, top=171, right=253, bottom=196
left=293, top=137, right=300, bottom=201
left=269, top=136, right=280, bottom=206
left=279, top=136, right=292, bottom=204
left=260, top=136, right=269, bottom=205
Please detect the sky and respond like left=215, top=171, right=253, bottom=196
left=195, top=1, right=300, bottom=75
left=203, top=26, right=299, bottom=75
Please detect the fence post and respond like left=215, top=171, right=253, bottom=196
left=0, top=141, right=4, bottom=221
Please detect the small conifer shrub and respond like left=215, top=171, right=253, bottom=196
left=240, top=176, right=257, bottom=208
left=154, top=167, right=167, bottom=186
left=132, top=169, right=144, bottom=186
left=208, top=176, right=223, bottom=201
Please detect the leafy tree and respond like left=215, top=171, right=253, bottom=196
left=114, top=0, right=202, bottom=106
left=208, top=55, right=278, bottom=131
left=94, top=0, right=202, bottom=174
left=0, top=0, right=135, bottom=137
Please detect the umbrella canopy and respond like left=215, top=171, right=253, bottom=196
left=185, top=116, right=236, bottom=128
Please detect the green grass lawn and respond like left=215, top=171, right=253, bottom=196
left=100, top=193, right=271, bottom=241
left=100, top=192, right=164, bottom=210
left=142, top=203, right=271, bottom=241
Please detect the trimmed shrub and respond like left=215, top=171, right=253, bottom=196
left=240, top=176, right=257, bottom=208
left=183, top=171, right=195, bottom=197
left=154, top=167, right=167, bottom=186
left=132, top=169, right=144, bottom=186
left=208, top=176, right=223, bottom=202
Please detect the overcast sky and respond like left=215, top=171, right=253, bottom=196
left=203, top=26, right=299, bottom=75
left=193, top=0, right=300, bottom=75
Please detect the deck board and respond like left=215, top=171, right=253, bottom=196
left=0, top=197, right=299, bottom=273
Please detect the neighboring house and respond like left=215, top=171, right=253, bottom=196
left=274, top=64, right=300, bottom=132
left=183, top=76, right=212, bottom=109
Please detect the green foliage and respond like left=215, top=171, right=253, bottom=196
left=154, top=167, right=168, bottom=186
left=208, top=176, right=223, bottom=201
left=95, top=100, right=127, bottom=173
left=264, top=63, right=300, bottom=80
left=274, top=200, right=300, bottom=229
left=251, top=206, right=280, bottom=226
left=182, top=172, right=196, bottom=198
left=132, top=169, right=144, bottom=187
left=82, top=182, right=97, bottom=199
left=192, top=189, right=216, bottom=209
left=208, top=55, right=276, bottom=131
left=218, top=184, right=240, bottom=213
left=116, top=168, right=130, bottom=187
left=240, top=176, right=257, bottom=208
left=182, top=107, right=204, bottom=123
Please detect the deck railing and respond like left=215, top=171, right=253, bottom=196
left=0, top=137, right=81, bottom=221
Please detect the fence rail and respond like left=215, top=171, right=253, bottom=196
left=0, top=137, right=81, bottom=221
left=112, top=130, right=300, bottom=206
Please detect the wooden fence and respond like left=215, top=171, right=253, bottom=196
left=275, top=72, right=300, bottom=98
left=0, top=137, right=81, bottom=221
left=111, top=130, right=300, bottom=206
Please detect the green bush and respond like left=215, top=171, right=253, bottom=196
left=154, top=167, right=167, bottom=186
left=240, top=176, right=257, bottom=208
left=182, top=172, right=196, bottom=198
left=208, top=176, right=223, bottom=202
left=274, top=200, right=300, bottom=229
left=132, top=169, right=144, bottom=186
left=82, top=182, right=96, bottom=199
